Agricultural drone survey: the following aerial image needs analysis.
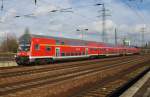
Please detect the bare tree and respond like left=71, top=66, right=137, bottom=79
left=0, top=33, right=18, bottom=53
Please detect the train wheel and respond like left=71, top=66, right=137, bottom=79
left=45, top=58, right=54, bottom=64
left=49, top=58, right=54, bottom=64
left=34, top=59, right=40, bottom=65
left=16, top=62, right=22, bottom=66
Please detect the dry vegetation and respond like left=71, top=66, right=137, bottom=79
left=0, top=33, right=18, bottom=53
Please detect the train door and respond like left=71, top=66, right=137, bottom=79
left=98, top=48, right=101, bottom=55
left=85, top=48, right=88, bottom=55
left=55, top=48, right=60, bottom=57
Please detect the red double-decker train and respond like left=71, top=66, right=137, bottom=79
left=15, top=34, right=140, bottom=65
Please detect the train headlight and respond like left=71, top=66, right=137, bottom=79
left=14, top=55, right=17, bottom=58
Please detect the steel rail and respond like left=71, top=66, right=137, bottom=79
left=0, top=56, right=149, bottom=96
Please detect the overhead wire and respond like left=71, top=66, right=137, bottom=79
left=134, top=1, right=150, bottom=24
left=0, top=0, right=100, bottom=23
left=121, top=0, right=146, bottom=23
left=120, top=0, right=149, bottom=45
left=54, top=4, right=104, bottom=39
left=0, top=0, right=105, bottom=41
left=34, top=1, right=102, bottom=34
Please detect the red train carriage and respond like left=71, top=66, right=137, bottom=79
left=15, top=34, right=140, bottom=65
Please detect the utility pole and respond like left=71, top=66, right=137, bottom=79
left=76, top=29, right=88, bottom=41
left=5, top=32, right=8, bottom=52
left=115, top=28, right=117, bottom=45
left=1, top=0, right=3, bottom=11
left=102, top=4, right=106, bottom=43
left=96, top=3, right=111, bottom=43
left=141, top=27, right=145, bottom=47
left=35, top=0, right=37, bottom=5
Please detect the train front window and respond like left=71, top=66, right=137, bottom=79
left=19, top=44, right=30, bottom=51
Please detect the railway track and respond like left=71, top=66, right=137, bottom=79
left=0, top=55, right=134, bottom=72
left=72, top=60, right=150, bottom=97
left=0, top=55, right=149, bottom=97
left=0, top=55, right=142, bottom=87
left=0, top=55, right=138, bottom=78
left=0, top=55, right=139, bottom=71
left=0, top=55, right=138, bottom=85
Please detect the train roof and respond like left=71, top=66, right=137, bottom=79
left=19, top=34, right=106, bottom=46
left=32, top=34, right=106, bottom=45
left=19, top=34, right=130, bottom=48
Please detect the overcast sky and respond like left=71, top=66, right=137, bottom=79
left=0, top=0, right=149, bottom=45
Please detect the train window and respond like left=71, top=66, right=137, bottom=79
left=71, top=53, right=74, bottom=56
left=66, top=53, right=70, bottom=56
left=82, top=52, right=85, bottom=55
left=61, top=52, right=65, bottom=56
left=91, top=48, right=96, bottom=51
left=95, top=48, right=98, bottom=51
left=76, top=53, right=78, bottom=56
left=73, top=52, right=76, bottom=56
left=46, top=46, right=51, bottom=51
left=66, top=52, right=68, bottom=56
left=69, top=53, right=71, bottom=56
left=56, top=40, right=60, bottom=45
left=61, top=42, right=65, bottom=45
left=66, top=53, right=68, bottom=56
left=35, top=44, right=40, bottom=50
left=102, top=48, right=106, bottom=51
left=78, top=52, right=80, bottom=56
left=78, top=52, right=81, bottom=55
left=68, top=53, right=70, bottom=56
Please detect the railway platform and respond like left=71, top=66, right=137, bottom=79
left=0, top=61, right=17, bottom=67
left=120, top=71, right=150, bottom=97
